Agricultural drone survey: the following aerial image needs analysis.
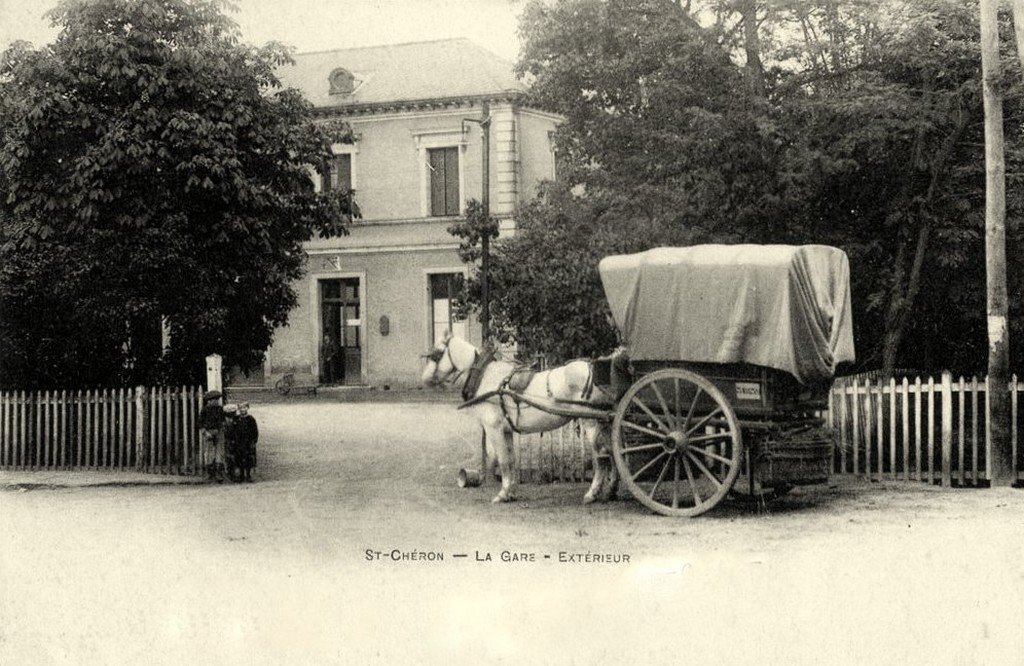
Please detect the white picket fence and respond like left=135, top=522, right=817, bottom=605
left=0, top=386, right=206, bottom=474
left=831, top=372, right=1022, bottom=487
left=514, top=372, right=1024, bottom=487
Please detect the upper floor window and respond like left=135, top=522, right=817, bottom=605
left=428, top=147, right=460, bottom=217
left=322, top=154, right=352, bottom=193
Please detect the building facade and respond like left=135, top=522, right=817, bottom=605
left=248, top=39, right=560, bottom=389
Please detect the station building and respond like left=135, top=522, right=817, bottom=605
left=240, top=39, right=561, bottom=389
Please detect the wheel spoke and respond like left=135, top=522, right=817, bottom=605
left=683, top=387, right=703, bottom=431
left=620, top=440, right=668, bottom=455
left=674, top=378, right=681, bottom=422
left=692, top=447, right=735, bottom=467
left=648, top=454, right=673, bottom=499
left=631, top=450, right=670, bottom=482
left=672, top=456, right=680, bottom=509
left=622, top=420, right=669, bottom=441
left=650, top=381, right=675, bottom=429
left=630, top=394, right=671, bottom=434
left=686, top=450, right=723, bottom=489
left=685, top=407, right=723, bottom=437
left=682, top=455, right=702, bottom=507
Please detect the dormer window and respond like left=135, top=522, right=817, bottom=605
left=328, top=68, right=356, bottom=95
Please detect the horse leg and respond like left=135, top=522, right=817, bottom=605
left=578, top=420, right=612, bottom=503
left=489, top=425, right=516, bottom=503
left=582, top=420, right=619, bottom=503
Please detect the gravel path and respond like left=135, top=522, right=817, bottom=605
left=2, top=401, right=1023, bottom=664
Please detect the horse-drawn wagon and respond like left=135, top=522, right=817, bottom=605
left=423, top=244, right=855, bottom=517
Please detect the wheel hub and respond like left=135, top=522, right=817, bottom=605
left=663, top=430, right=689, bottom=454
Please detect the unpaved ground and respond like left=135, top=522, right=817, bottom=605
left=2, top=400, right=1024, bottom=665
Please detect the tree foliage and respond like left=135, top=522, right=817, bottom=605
left=455, top=0, right=1024, bottom=374
left=0, top=0, right=352, bottom=388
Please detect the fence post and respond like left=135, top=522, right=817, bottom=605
left=1012, top=375, right=1019, bottom=482
left=941, top=371, right=952, bottom=488
left=889, top=378, right=897, bottom=479
left=135, top=387, right=145, bottom=471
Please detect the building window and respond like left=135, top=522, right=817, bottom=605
left=429, top=272, right=467, bottom=345
left=428, top=147, right=460, bottom=217
left=322, top=154, right=352, bottom=193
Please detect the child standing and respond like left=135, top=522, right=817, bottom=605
left=222, top=404, right=239, bottom=481
left=199, top=390, right=226, bottom=482
left=235, top=402, right=259, bottom=482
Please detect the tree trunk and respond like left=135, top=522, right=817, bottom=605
left=980, top=0, right=1014, bottom=485
left=739, top=0, right=766, bottom=98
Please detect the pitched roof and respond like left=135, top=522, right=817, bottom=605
left=276, top=38, right=526, bottom=110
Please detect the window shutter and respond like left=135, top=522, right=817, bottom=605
left=444, top=147, right=459, bottom=216
left=429, top=149, right=445, bottom=216
left=337, top=154, right=352, bottom=193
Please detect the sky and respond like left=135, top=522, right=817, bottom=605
left=0, top=0, right=527, bottom=62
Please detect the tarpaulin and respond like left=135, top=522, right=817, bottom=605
left=598, top=245, right=855, bottom=385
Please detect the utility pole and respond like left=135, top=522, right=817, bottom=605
left=980, top=0, right=1014, bottom=484
left=480, top=100, right=492, bottom=344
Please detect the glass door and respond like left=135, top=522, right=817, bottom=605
left=320, top=278, right=362, bottom=385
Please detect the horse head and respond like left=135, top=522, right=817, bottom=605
left=420, top=332, right=476, bottom=386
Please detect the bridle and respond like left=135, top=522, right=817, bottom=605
left=422, top=338, right=464, bottom=385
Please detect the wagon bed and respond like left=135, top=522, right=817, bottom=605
left=592, top=245, right=855, bottom=516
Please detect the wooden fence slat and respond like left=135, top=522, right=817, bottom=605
left=914, top=377, right=923, bottom=482
left=876, top=382, right=884, bottom=476
left=179, top=386, right=187, bottom=474
left=958, top=377, right=965, bottom=485
left=149, top=387, right=156, bottom=471
left=928, top=376, right=936, bottom=484
left=972, top=377, right=979, bottom=483
left=985, top=376, right=992, bottom=482
left=888, top=378, right=896, bottom=479
left=1, top=392, right=7, bottom=467
left=838, top=385, right=848, bottom=473
left=852, top=379, right=861, bottom=475
left=40, top=391, right=48, bottom=469
left=901, top=378, right=910, bottom=481
left=76, top=390, right=83, bottom=469
left=864, top=379, right=873, bottom=480
left=941, top=371, right=952, bottom=487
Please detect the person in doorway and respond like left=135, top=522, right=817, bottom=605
left=235, top=402, right=259, bottom=482
left=321, top=333, right=340, bottom=383
left=199, top=390, right=226, bottom=482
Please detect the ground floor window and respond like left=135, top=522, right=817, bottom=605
left=429, top=272, right=466, bottom=345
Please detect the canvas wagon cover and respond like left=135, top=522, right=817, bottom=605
left=598, top=245, right=855, bottom=385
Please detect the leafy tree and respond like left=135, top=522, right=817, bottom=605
left=0, top=0, right=352, bottom=388
left=454, top=0, right=1024, bottom=375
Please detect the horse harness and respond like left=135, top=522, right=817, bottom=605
left=457, top=352, right=597, bottom=434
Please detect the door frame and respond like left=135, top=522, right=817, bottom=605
left=309, top=270, right=367, bottom=386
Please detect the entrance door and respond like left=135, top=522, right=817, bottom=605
left=320, top=278, right=362, bottom=385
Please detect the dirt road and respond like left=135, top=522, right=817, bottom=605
left=2, top=400, right=1023, bottom=665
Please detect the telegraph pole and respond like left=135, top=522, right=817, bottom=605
left=980, top=0, right=1014, bottom=484
left=480, top=100, right=492, bottom=343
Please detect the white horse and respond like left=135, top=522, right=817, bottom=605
left=421, top=332, right=619, bottom=504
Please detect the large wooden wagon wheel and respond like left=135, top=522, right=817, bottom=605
left=611, top=368, right=743, bottom=517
